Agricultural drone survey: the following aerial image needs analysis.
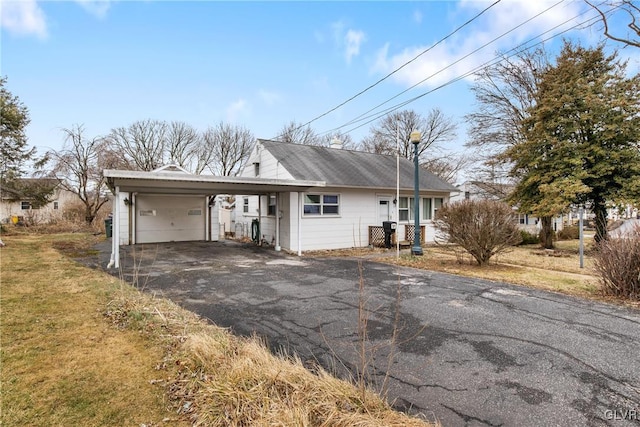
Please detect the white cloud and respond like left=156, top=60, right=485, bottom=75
left=344, top=29, right=366, bottom=63
left=372, top=0, right=585, bottom=88
left=413, top=10, right=423, bottom=25
left=258, top=89, right=281, bottom=106
left=0, top=0, right=47, bottom=39
left=74, top=0, right=112, bottom=19
left=330, top=20, right=366, bottom=64
left=226, top=98, right=250, bottom=122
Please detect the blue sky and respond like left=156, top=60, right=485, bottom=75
left=2, top=0, right=638, bottom=161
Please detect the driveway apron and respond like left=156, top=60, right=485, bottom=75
left=89, top=240, right=640, bottom=427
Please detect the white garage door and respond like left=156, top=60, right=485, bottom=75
left=136, top=195, right=206, bottom=244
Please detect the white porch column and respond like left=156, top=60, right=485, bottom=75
left=297, top=191, right=302, bottom=256
left=275, top=192, right=281, bottom=251
left=107, top=186, right=120, bottom=269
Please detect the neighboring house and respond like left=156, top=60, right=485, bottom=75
left=235, top=139, right=460, bottom=252
left=0, top=178, right=76, bottom=225
left=450, top=180, right=565, bottom=233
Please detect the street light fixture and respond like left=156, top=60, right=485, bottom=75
left=410, top=130, right=423, bottom=256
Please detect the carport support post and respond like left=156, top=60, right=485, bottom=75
left=108, top=186, right=120, bottom=269
left=275, top=193, right=281, bottom=251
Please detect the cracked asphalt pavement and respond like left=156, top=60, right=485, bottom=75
left=86, top=240, right=640, bottom=427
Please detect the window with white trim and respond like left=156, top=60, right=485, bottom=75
left=267, top=195, right=276, bottom=216
left=399, top=196, right=444, bottom=221
left=21, top=201, right=31, bottom=210
left=423, top=198, right=432, bottom=220
left=243, top=197, right=249, bottom=213
left=399, top=197, right=412, bottom=221
left=304, top=194, right=339, bottom=216
left=434, top=198, right=443, bottom=218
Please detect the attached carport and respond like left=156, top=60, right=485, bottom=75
left=104, top=167, right=324, bottom=268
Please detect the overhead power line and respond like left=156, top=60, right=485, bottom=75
left=322, top=0, right=565, bottom=134
left=322, top=2, right=613, bottom=137
left=269, top=0, right=503, bottom=140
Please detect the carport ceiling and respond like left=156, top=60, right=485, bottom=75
left=104, top=169, right=326, bottom=195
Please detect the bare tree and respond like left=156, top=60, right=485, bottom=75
left=201, top=122, right=254, bottom=176
left=421, top=154, right=469, bottom=185
left=107, top=119, right=168, bottom=171
left=465, top=48, right=547, bottom=156
left=276, top=121, right=323, bottom=146
left=586, top=0, right=640, bottom=48
left=465, top=48, right=551, bottom=244
left=47, top=124, right=114, bottom=223
left=167, top=121, right=200, bottom=169
left=360, top=109, right=457, bottom=161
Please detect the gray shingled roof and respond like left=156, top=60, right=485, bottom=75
left=259, top=139, right=459, bottom=192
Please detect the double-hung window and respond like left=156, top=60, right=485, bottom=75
left=399, top=196, right=444, bottom=221
left=304, top=194, right=339, bottom=216
left=399, top=197, right=413, bottom=221
left=267, top=195, right=276, bottom=216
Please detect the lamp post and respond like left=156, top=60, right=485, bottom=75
left=410, top=130, right=423, bottom=256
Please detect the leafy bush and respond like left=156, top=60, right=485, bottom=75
left=556, top=225, right=579, bottom=240
left=593, top=224, right=640, bottom=300
left=434, top=199, right=522, bottom=266
left=519, top=230, right=540, bottom=245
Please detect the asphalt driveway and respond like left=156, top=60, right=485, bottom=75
left=86, top=240, right=640, bottom=427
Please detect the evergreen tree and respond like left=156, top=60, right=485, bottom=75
left=0, top=77, right=34, bottom=183
left=506, top=42, right=640, bottom=244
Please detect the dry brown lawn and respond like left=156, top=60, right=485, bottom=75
left=1, top=232, right=435, bottom=427
left=309, top=239, right=638, bottom=308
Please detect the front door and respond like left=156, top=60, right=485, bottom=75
left=378, top=197, right=391, bottom=224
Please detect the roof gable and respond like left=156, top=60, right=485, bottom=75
left=258, top=139, right=458, bottom=192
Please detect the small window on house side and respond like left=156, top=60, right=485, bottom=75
left=53, top=201, right=59, bottom=210
left=243, top=197, right=249, bottom=213
left=254, top=163, right=260, bottom=177
left=267, top=195, right=276, bottom=216
left=464, top=191, right=470, bottom=200
left=21, top=201, right=31, bottom=210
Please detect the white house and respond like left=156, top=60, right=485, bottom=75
left=0, top=178, right=77, bottom=225
left=450, top=180, right=565, bottom=233
left=234, top=139, right=459, bottom=252
left=102, top=141, right=459, bottom=267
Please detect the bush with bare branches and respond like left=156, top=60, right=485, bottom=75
left=593, top=224, right=640, bottom=300
left=434, top=199, right=522, bottom=266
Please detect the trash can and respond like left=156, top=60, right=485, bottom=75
left=382, top=221, right=397, bottom=249
left=104, top=218, right=113, bottom=238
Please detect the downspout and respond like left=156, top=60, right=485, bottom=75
left=128, top=192, right=133, bottom=245
left=258, top=194, right=262, bottom=245
left=206, top=195, right=210, bottom=241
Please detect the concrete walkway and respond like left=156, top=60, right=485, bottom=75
left=85, top=240, right=640, bottom=426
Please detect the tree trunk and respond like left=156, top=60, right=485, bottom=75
left=593, top=201, right=608, bottom=244
left=539, top=215, right=555, bottom=249
left=84, top=205, right=95, bottom=224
